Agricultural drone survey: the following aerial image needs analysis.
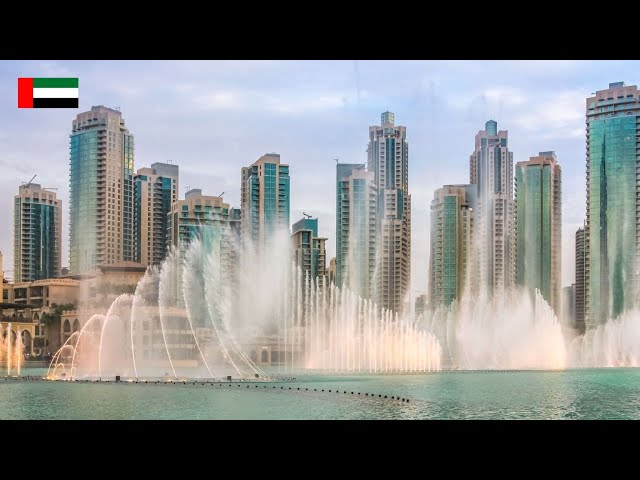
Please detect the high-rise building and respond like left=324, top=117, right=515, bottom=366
left=335, top=164, right=377, bottom=299
left=168, top=189, right=234, bottom=250
left=328, top=257, right=336, bottom=286
left=515, top=152, right=562, bottom=314
left=336, top=163, right=364, bottom=289
left=368, top=112, right=411, bottom=314
left=69, top=106, right=134, bottom=274
left=291, top=217, right=327, bottom=283
left=562, top=284, right=576, bottom=328
left=415, top=294, right=427, bottom=318
left=429, top=185, right=474, bottom=307
left=585, top=82, right=640, bottom=327
left=575, top=225, right=586, bottom=333
left=469, top=120, right=515, bottom=296
left=13, top=183, right=61, bottom=282
left=241, top=153, right=290, bottom=247
left=134, top=162, right=179, bottom=267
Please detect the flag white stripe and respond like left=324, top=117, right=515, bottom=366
left=32, top=88, right=79, bottom=99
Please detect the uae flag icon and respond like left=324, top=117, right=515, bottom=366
left=18, top=78, right=79, bottom=108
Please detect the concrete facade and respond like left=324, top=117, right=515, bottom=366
left=469, top=120, right=515, bottom=297
left=368, top=112, right=411, bottom=314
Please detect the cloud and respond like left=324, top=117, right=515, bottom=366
left=196, top=89, right=351, bottom=114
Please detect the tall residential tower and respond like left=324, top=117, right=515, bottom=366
left=515, top=152, right=562, bottom=314
left=241, top=153, right=290, bottom=247
left=469, top=120, right=515, bottom=296
left=134, top=162, right=179, bottom=266
left=585, top=82, right=640, bottom=326
left=575, top=225, right=586, bottom=333
left=429, top=185, right=474, bottom=307
left=13, top=183, right=61, bottom=282
left=367, top=111, right=411, bottom=314
left=335, top=163, right=377, bottom=299
left=69, top=106, right=134, bottom=274
left=291, top=217, right=327, bottom=283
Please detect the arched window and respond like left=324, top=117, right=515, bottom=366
left=63, top=319, right=71, bottom=333
left=73, top=319, right=80, bottom=332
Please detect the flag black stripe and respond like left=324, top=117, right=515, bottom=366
left=33, top=98, right=79, bottom=108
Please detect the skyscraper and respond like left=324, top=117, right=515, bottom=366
left=13, top=183, right=61, bottom=282
left=167, top=189, right=237, bottom=316
left=336, top=162, right=364, bottom=289
left=328, top=257, right=336, bottom=286
left=429, top=185, right=474, bottom=307
left=515, top=152, right=562, bottom=314
left=469, top=120, right=515, bottom=296
left=575, top=225, right=586, bottom=333
left=586, top=82, right=640, bottom=326
left=291, top=217, right=327, bottom=283
left=367, top=111, right=411, bottom=314
left=335, top=164, right=377, bottom=299
left=134, top=162, right=179, bottom=267
left=69, top=106, right=134, bottom=274
left=241, top=153, right=290, bottom=247
left=168, top=189, right=235, bottom=251
left=562, top=284, right=576, bottom=328
left=415, top=294, right=427, bottom=318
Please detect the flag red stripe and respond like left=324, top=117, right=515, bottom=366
left=18, top=78, right=33, bottom=108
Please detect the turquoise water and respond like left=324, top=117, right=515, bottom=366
left=1, top=368, right=639, bottom=419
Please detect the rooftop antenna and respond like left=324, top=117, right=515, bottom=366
left=303, top=212, right=312, bottom=219
left=218, top=192, right=225, bottom=198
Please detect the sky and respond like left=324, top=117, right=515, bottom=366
left=0, top=60, right=638, bottom=296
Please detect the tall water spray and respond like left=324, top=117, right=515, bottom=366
left=47, top=228, right=442, bottom=379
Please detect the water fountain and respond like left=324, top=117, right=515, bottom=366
left=423, top=289, right=567, bottom=370
left=0, top=324, right=23, bottom=376
left=46, top=219, right=640, bottom=380
left=47, top=229, right=442, bottom=380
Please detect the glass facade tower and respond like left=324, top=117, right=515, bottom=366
left=13, top=183, right=61, bottom=282
left=335, top=164, right=377, bottom=299
left=429, top=185, right=474, bottom=307
left=515, top=152, right=562, bottom=314
left=241, top=153, right=290, bottom=247
left=291, top=217, right=327, bottom=283
left=69, top=106, right=134, bottom=273
left=585, top=82, right=640, bottom=326
left=134, top=162, right=179, bottom=266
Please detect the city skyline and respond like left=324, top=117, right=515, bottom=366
left=2, top=60, right=639, bottom=292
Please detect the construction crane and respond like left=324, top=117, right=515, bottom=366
left=23, top=174, right=37, bottom=188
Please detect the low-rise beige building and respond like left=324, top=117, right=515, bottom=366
left=2, top=278, right=80, bottom=356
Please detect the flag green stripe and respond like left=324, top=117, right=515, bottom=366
left=33, top=78, right=78, bottom=88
